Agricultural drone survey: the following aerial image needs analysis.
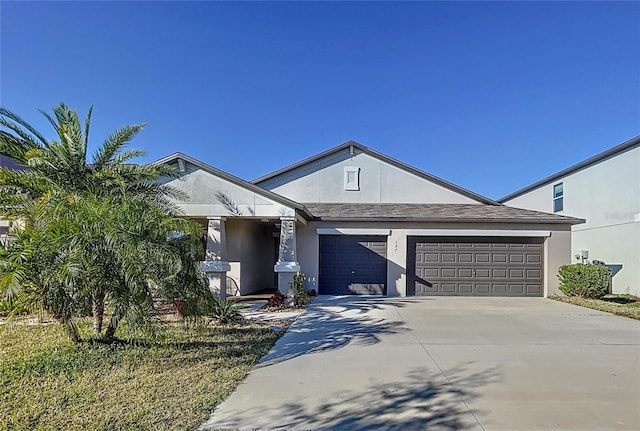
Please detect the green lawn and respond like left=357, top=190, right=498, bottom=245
left=550, top=294, right=640, bottom=320
left=0, top=318, right=284, bottom=430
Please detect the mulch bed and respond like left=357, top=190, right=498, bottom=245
left=259, top=304, right=307, bottom=313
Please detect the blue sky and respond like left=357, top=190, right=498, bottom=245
left=1, top=1, right=638, bottom=200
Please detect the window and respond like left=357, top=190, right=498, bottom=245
left=553, top=182, right=563, bottom=212
left=344, top=167, right=360, bottom=191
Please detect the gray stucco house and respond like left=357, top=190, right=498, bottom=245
left=500, top=136, right=640, bottom=296
left=156, top=141, right=583, bottom=298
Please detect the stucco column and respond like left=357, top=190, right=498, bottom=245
left=204, top=216, right=230, bottom=299
left=274, top=216, right=300, bottom=297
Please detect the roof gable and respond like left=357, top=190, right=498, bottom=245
left=153, top=152, right=312, bottom=218
left=253, top=141, right=499, bottom=205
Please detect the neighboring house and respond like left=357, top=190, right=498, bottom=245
left=0, top=154, right=23, bottom=247
left=500, top=136, right=640, bottom=296
left=156, top=141, right=583, bottom=298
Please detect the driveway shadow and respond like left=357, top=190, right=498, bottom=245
left=202, top=365, right=501, bottom=430
left=315, top=295, right=428, bottom=312
left=258, top=296, right=412, bottom=366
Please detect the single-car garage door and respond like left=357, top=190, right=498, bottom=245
left=407, top=237, right=543, bottom=296
left=319, top=235, right=387, bottom=295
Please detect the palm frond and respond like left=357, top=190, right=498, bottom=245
left=109, top=149, right=146, bottom=166
left=52, top=103, right=86, bottom=166
left=84, top=105, right=93, bottom=148
left=38, top=109, right=61, bottom=141
left=0, top=119, right=43, bottom=162
left=92, top=124, right=146, bottom=169
left=0, top=107, right=48, bottom=147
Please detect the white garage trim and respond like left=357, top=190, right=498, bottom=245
left=316, top=228, right=392, bottom=236
left=404, top=229, right=551, bottom=237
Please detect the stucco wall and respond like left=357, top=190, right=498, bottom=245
left=297, top=221, right=572, bottom=297
left=225, top=220, right=244, bottom=294
left=161, top=161, right=295, bottom=217
left=259, top=147, right=480, bottom=204
left=544, top=229, right=572, bottom=296
left=573, top=223, right=639, bottom=295
left=226, top=219, right=275, bottom=294
left=504, top=146, right=639, bottom=294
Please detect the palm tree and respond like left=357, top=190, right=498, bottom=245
left=0, top=104, right=181, bottom=208
left=0, top=103, right=210, bottom=343
left=0, top=196, right=92, bottom=343
left=89, top=192, right=208, bottom=342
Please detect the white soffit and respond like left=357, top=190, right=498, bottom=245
left=316, top=228, right=392, bottom=236
left=404, top=229, right=551, bottom=237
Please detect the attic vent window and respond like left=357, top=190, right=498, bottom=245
left=177, top=159, right=186, bottom=173
left=344, top=167, right=360, bottom=191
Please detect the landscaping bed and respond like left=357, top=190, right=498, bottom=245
left=260, top=303, right=309, bottom=313
left=550, top=294, right=640, bottom=320
left=0, top=318, right=287, bottom=430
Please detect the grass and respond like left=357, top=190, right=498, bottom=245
left=0, top=318, right=285, bottom=431
left=550, top=294, right=640, bottom=320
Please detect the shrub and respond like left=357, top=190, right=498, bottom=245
left=210, top=299, right=242, bottom=323
left=558, top=264, right=612, bottom=299
left=0, top=292, right=35, bottom=317
left=267, top=290, right=287, bottom=308
left=292, top=272, right=309, bottom=307
left=0, top=299, right=14, bottom=317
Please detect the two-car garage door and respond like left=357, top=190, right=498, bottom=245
left=407, top=237, right=544, bottom=296
left=318, top=235, right=544, bottom=297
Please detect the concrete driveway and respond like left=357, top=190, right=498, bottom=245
left=200, top=296, right=640, bottom=431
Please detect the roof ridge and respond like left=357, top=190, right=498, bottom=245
left=252, top=141, right=501, bottom=206
left=499, top=135, right=640, bottom=202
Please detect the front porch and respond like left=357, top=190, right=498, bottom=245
left=194, top=215, right=304, bottom=298
left=225, top=288, right=277, bottom=302
left=154, top=153, right=312, bottom=298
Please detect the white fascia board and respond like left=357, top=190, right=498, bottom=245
left=404, top=229, right=551, bottom=237
left=316, top=228, right=392, bottom=236
left=296, top=213, right=308, bottom=225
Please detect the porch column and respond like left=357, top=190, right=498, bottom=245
left=204, top=216, right=230, bottom=299
left=274, top=216, right=300, bottom=298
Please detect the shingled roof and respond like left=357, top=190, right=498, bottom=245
left=303, top=203, right=584, bottom=224
left=0, top=154, right=23, bottom=170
